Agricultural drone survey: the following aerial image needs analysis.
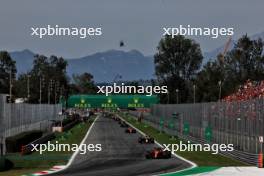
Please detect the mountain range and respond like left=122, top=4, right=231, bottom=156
left=9, top=31, right=264, bottom=83
left=10, top=49, right=155, bottom=83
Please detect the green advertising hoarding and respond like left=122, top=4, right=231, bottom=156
left=205, top=126, right=212, bottom=142
left=67, top=95, right=159, bottom=108
left=183, top=123, right=190, bottom=135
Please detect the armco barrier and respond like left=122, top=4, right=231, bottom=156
left=63, top=120, right=79, bottom=132
left=21, top=132, right=55, bottom=155
left=21, top=120, right=79, bottom=155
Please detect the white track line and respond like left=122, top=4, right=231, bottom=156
left=117, top=114, right=197, bottom=175
left=47, top=115, right=100, bottom=175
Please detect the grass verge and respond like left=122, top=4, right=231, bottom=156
left=118, top=112, right=248, bottom=166
left=0, top=117, right=95, bottom=176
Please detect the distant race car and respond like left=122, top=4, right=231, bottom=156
left=145, top=147, right=171, bottom=159
left=138, top=136, right=154, bottom=144
left=120, top=121, right=129, bottom=128
left=125, top=127, right=136, bottom=133
left=102, top=112, right=108, bottom=118
left=113, top=116, right=121, bottom=122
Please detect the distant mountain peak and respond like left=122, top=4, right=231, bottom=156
left=22, top=49, right=34, bottom=53
left=128, top=49, right=144, bottom=57
left=66, top=49, right=154, bottom=82
left=12, top=49, right=34, bottom=55
left=10, top=48, right=154, bottom=82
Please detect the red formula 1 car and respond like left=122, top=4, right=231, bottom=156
left=125, top=127, right=136, bottom=133
left=138, top=136, right=154, bottom=144
left=145, top=147, right=171, bottom=159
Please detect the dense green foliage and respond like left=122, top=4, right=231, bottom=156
left=154, top=35, right=203, bottom=103
left=155, top=35, right=264, bottom=103
left=0, top=51, right=16, bottom=94
left=1, top=34, right=264, bottom=103
left=0, top=52, right=96, bottom=103
left=196, top=35, right=264, bottom=102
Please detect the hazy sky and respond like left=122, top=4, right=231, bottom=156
left=0, top=0, right=263, bottom=58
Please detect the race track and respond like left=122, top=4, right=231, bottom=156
left=50, top=114, right=191, bottom=176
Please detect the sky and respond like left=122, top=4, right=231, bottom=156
left=0, top=0, right=263, bottom=58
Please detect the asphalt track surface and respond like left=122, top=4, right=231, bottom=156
left=51, top=115, right=191, bottom=176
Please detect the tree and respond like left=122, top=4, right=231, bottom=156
left=154, top=35, right=203, bottom=103
left=195, top=35, right=264, bottom=102
left=225, top=35, right=264, bottom=84
left=72, top=72, right=97, bottom=94
left=195, top=57, right=225, bottom=102
left=0, top=51, right=16, bottom=94
left=14, top=74, right=28, bottom=99
left=15, top=54, right=69, bottom=103
left=14, top=54, right=98, bottom=103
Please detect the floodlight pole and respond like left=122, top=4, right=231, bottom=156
left=39, top=77, right=42, bottom=104
left=218, top=81, right=222, bottom=101
left=27, top=74, right=30, bottom=101
left=193, top=84, right=196, bottom=104
left=167, top=91, right=170, bottom=104
left=54, top=81, right=59, bottom=104
left=9, top=69, right=12, bottom=103
left=176, top=89, right=179, bottom=104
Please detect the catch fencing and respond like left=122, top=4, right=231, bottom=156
left=0, top=94, right=62, bottom=154
left=130, top=98, right=264, bottom=164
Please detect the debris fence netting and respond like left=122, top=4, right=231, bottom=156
left=0, top=94, right=62, bottom=139
left=131, top=98, right=264, bottom=155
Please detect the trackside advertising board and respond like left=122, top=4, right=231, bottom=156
left=67, top=95, right=159, bottom=108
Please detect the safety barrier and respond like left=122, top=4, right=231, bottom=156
left=129, top=107, right=262, bottom=165
left=0, top=94, right=62, bottom=154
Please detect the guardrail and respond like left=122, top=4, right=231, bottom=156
left=21, top=132, right=55, bottom=155
left=21, top=119, right=80, bottom=155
